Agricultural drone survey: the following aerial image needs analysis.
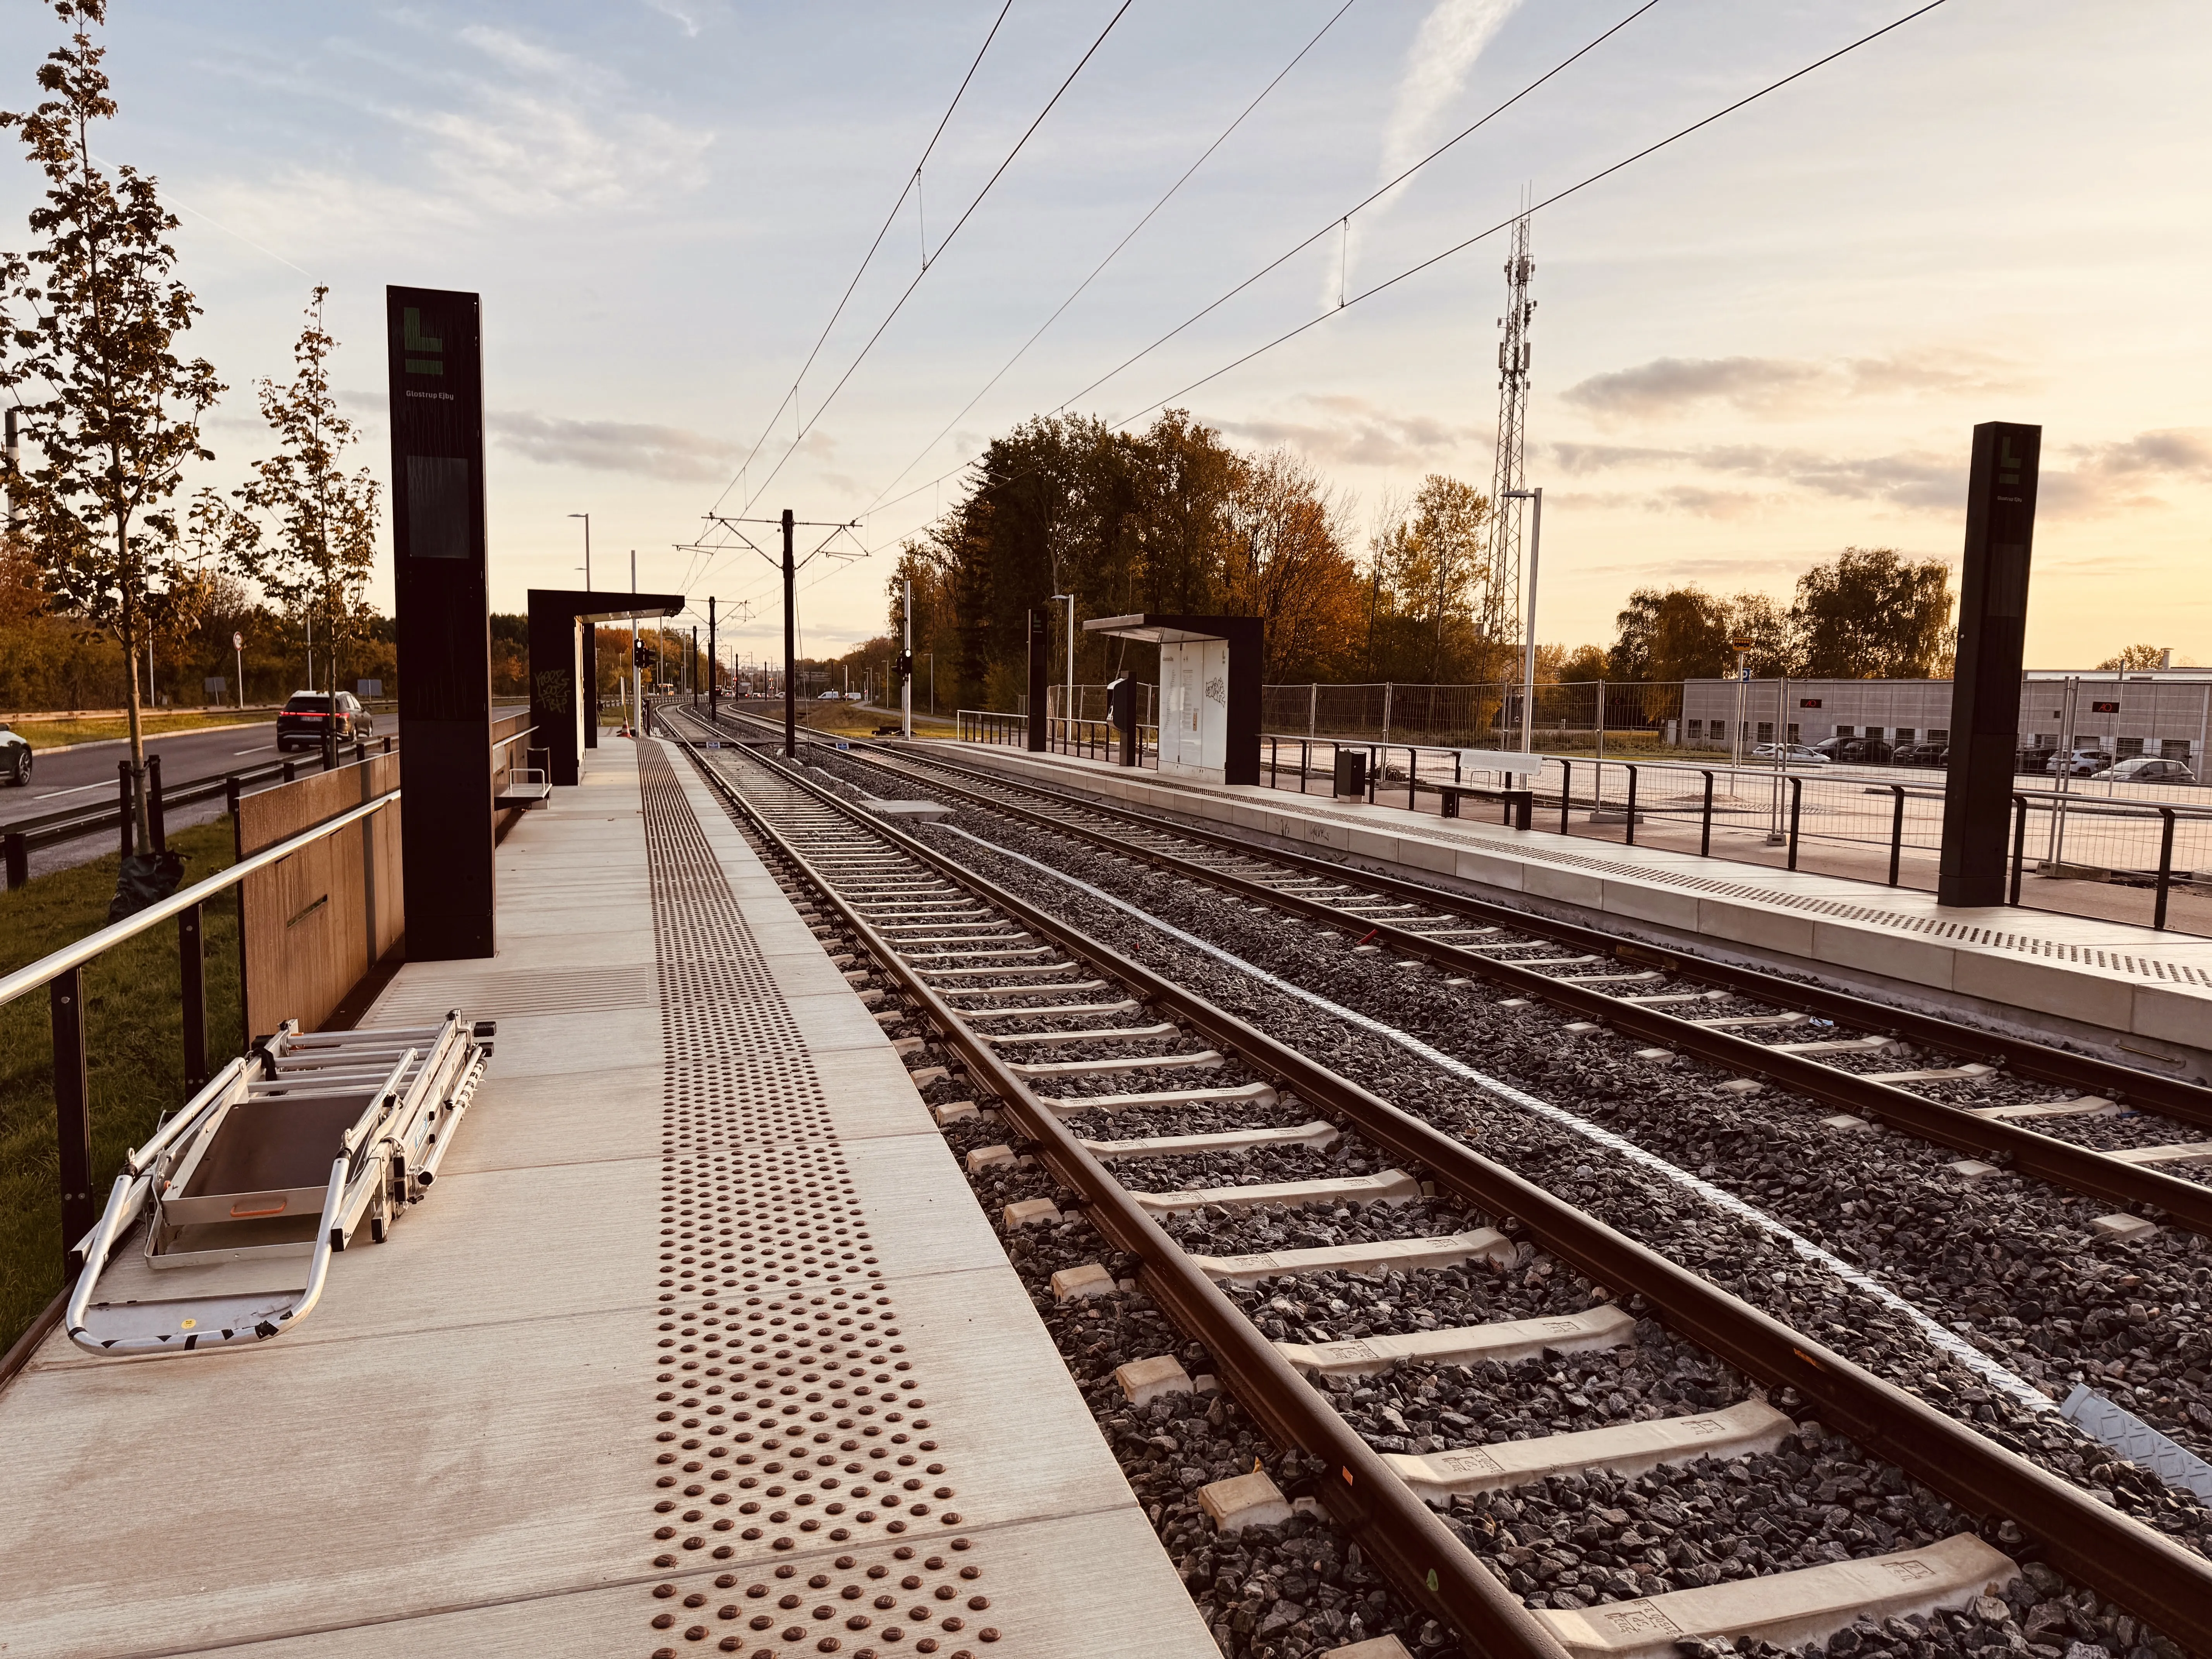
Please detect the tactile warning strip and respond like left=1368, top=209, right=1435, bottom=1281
left=636, top=746, right=1000, bottom=1659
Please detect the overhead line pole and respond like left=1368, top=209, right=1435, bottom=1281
left=783, top=509, right=797, bottom=758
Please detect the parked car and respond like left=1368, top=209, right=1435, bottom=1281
left=1893, top=742, right=1950, bottom=767
left=275, top=690, right=374, bottom=752
left=1812, top=735, right=1894, bottom=764
left=0, top=721, right=29, bottom=786
left=2090, top=756, right=2197, bottom=785
left=816, top=689, right=841, bottom=699
left=1750, top=743, right=1829, bottom=765
left=2046, top=747, right=2113, bottom=777
left=2016, top=745, right=2060, bottom=776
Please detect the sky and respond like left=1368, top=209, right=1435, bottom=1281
left=0, top=0, right=2205, bottom=675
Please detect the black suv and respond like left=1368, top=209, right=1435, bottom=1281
left=276, top=691, right=374, bottom=752
left=1812, top=735, right=1894, bottom=764
left=1893, top=741, right=1949, bottom=767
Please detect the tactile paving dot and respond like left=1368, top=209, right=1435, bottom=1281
left=638, top=749, right=1000, bottom=1658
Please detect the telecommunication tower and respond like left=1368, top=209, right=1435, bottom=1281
left=1484, top=211, right=1535, bottom=684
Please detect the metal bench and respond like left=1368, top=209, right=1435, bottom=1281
left=1437, top=783, right=1535, bottom=828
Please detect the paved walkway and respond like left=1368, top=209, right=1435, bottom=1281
left=0, top=738, right=1206, bottom=1658
left=945, top=743, right=2212, bottom=1073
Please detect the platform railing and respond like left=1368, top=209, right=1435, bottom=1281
left=953, top=718, right=2212, bottom=934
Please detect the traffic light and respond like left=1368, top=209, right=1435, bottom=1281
left=633, top=640, right=651, bottom=669
left=896, top=653, right=913, bottom=681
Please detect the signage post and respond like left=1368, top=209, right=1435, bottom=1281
left=386, top=286, right=494, bottom=959
left=1938, top=421, right=2041, bottom=907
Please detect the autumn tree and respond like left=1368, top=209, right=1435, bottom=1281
left=0, top=0, right=222, bottom=855
left=1219, top=447, right=1364, bottom=682
left=1364, top=475, right=1497, bottom=682
left=204, top=285, right=380, bottom=728
left=1790, top=546, right=1952, bottom=678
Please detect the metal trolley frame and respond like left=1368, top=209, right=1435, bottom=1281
left=64, top=1012, right=493, bottom=1357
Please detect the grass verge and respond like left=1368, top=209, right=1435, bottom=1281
left=10, top=709, right=275, bottom=750
left=0, top=818, right=243, bottom=1355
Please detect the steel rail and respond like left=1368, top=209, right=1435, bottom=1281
left=675, top=717, right=2212, bottom=1655
left=666, top=722, right=1571, bottom=1659
left=769, top=727, right=2212, bottom=1232
left=812, top=728, right=2212, bottom=1128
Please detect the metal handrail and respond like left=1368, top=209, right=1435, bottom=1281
left=0, top=790, right=399, bottom=1014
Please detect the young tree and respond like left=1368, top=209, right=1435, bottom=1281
left=0, top=0, right=222, bottom=853
left=1790, top=547, right=1952, bottom=678
left=209, top=286, right=380, bottom=727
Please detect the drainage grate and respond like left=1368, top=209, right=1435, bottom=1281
left=635, top=745, right=998, bottom=1659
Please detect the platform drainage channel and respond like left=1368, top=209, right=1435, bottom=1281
left=637, top=746, right=1000, bottom=1659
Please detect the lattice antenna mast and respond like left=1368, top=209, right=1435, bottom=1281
left=1484, top=210, right=1535, bottom=685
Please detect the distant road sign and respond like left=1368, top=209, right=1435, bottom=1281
left=232, top=631, right=244, bottom=649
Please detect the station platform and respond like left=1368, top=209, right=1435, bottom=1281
left=934, top=741, right=2212, bottom=1082
left=0, top=740, right=1210, bottom=1658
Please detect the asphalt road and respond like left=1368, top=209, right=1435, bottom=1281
left=0, top=714, right=399, bottom=883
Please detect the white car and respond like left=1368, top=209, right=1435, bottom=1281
left=816, top=690, right=841, bottom=700
left=2090, top=756, right=2196, bottom=784
left=1749, top=743, right=1829, bottom=765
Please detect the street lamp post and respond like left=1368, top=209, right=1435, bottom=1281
left=1050, top=592, right=1074, bottom=735
left=569, top=513, right=591, bottom=590
left=1500, top=488, right=1543, bottom=754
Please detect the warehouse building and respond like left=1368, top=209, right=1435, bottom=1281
left=1678, top=668, right=2212, bottom=761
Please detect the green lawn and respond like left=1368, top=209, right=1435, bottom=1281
left=0, top=818, right=243, bottom=1355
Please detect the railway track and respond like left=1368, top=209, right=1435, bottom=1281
left=725, top=721, right=2212, bottom=1456
left=666, top=711, right=2212, bottom=1659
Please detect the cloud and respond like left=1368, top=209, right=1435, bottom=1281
left=1212, top=395, right=1478, bottom=470
left=1542, top=439, right=1961, bottom=510
left=197, top=21, right=714, bottom=241
left=487, top=411, right=741, bottom=481
left=1547, top=426, right=2212, bottom=520
left=1561, top=350, right=2030, bottom=423
left=641, top=0, right=707, bottom=36
left=1561, top=357, right=1824, bottom=420
left=1333, top=0, right=1522, bottom=302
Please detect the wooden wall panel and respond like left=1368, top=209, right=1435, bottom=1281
left=238, top=754, right=403, bottom=1039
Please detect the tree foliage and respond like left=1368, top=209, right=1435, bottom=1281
left=0, top=0, right=222, bottom=847
left=1608, top=549, right=1954, bottom=683
left=2097, top=644, right=2166, bottom=672
left=1791, top=546, right=1953, bottom=678
left=1362, top=474, right=1504, bottom=683
left=892, top=409, right=1366, bottom=710
left=201, top=285, right=381, bottom=698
